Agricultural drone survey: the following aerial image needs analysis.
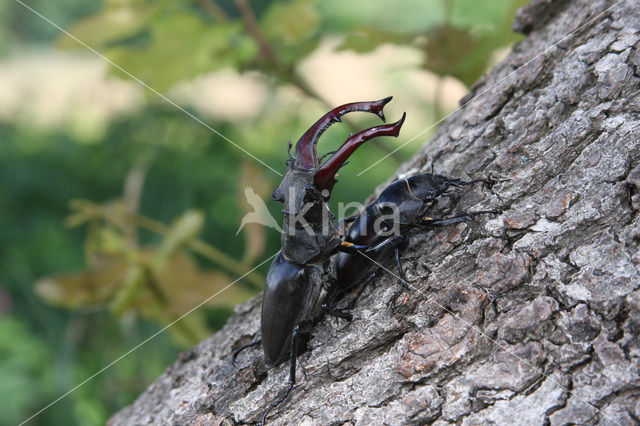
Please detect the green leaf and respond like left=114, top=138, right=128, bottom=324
left=318, top=0, right=445, bottom=34
left=262, top=0, right=320, bottom=44
left=110, top=264, right=144, bottom=315
left=105, top=13, right=257, bottom=91
left=154, top=210, right=204, bottom=267
left=420, top=0, right=527, bottom=85
left=448, top=0, right=528, bottom=29
left=321, top=0, right=526, bottom=86
left=57, top=2, right=159, bottom=49
left=127, top=251, right=254, bottom=345
left=260, top=0, right=321, bottom=66
left=151, top=252, right=254, bottom=314
left=338, top=28, right=415, bottom=54
left=422, top=24, right=490, bottom=86
left=34, top=254, right=127, bottom=308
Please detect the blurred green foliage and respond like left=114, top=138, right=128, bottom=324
left=0, top=0, right=526, bottom=425
left=0, top=317, right=54, bottom=423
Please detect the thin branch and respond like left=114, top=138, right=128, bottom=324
left=80, top=202, right=265, bottom=290
left=123, top=155, right=154, bottom=248
left=133, top=215, right=265, bottom=290
left=198, top=0, right=230, bottom=23
left=234, top=0, right=279, bottom=68
left=233, top=0, right=401, bottom=161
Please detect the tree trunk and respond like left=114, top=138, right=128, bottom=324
left=110, top=0, right=640, bottom=424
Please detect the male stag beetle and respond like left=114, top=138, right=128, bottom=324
left=272, top=96, right=405, bottom=266
left=235, top=97, right=406, bottom=423
left=234, top=98, right=497, bottom=424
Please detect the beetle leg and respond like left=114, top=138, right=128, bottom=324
left=338, top=234, right=404, bottom=255
left=317, top=149, right=338, bottom=164
left=260, top=324, right=300, bottom=425
left=344, top=273, right=375, bottom=309
left=322, top=279, right=368, bottom=320
left=340, top=212, right=362, bottom=225
left=321, top=304, right=353, bottom=320
left=337, top=241, right=364, bottom=253
left=363, top=235, right=405, bottom=253
left=419, top=210, right=499, bottom=228
left=390, top=239, right=412, bottom=313
left=430, top=150, right=445, bottom=174
left=231, top=339, right=261, bottom=365
left=446, top=177, right=493, bottom=188
left=393, top=241, right=409, bottom=287
left=322, top=270, right=376, bottom=320
left=420, top=198, right=439, bottom=221
left=336, top=212, right=363, bottom=236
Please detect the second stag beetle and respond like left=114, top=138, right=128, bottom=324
left=330, top=158, right=498, bottom=313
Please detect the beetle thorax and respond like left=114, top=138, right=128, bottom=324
left=272, top=161, right=340, bottom=265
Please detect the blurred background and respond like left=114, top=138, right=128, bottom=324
left=0, top=0, right=527, bottom=424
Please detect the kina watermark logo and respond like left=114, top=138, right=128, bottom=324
left=236, top=186, right=282, bottom=235
left=237, top=186, right=402, bottom=238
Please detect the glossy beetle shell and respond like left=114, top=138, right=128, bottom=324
left=261, top=252, right=326, bottom=366
left=335, top=173, right=450, bottom=293
left=261, top=252, right=307, bottom=366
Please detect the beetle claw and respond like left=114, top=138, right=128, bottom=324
left=231, top=339, right=261, bottom=365
left=321, top=303, right=354, bottom=321
left=390, top=290, right=402, bottom=313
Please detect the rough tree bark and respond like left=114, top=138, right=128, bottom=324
left=110, top=0, right=640, bottom=424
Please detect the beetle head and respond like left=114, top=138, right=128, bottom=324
left=430, top=174, right=456, bottom=193
left=272, top=97, right=405, bottom=264
left=273, top=97, right=405, bottom=213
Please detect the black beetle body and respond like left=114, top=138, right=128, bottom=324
left=263, top=97, right=405, bottom=362
left=271, top=98, right=405, bottom=266
left=333, top=172, right=495, bottom=306
left=261, top=251, right=325, bottom=366
left=247, top=98, right=406, bottom=424
left=271, top=161, right=341, bottom=265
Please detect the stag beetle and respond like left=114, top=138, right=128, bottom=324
left=330, top=162, right=497, bottom=312
left=241, top=97, right=406, bottom=423
left=272, top=96, right=405, bottom=266
left=234, top=98, right=496, bottom=424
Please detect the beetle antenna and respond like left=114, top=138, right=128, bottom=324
left=287, top=141, right=294, bottom=160
left=430, top=150, right=445, bottom=174
left=318, top=150, right=338, bottom=165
